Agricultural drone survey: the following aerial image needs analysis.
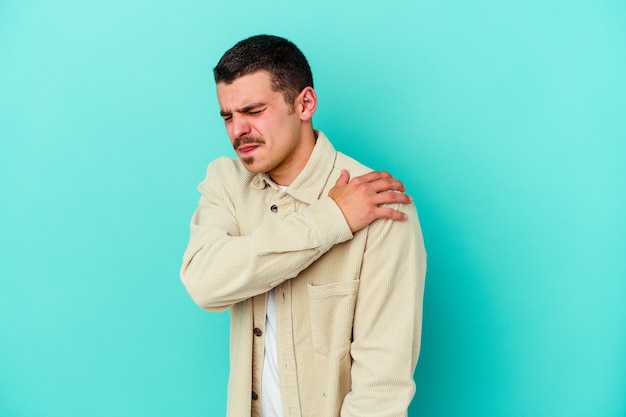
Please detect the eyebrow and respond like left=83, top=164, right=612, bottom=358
left=220, top=102, right=267, bottom=118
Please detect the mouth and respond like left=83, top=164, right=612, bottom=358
left=238, top=144, right=259, bottom=153
left=237, top=143, right=261, bottom=162
left=233, top=136, right=265, bottom=159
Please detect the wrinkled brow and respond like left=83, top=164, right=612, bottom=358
left=220, top=102, right=266, bottom=117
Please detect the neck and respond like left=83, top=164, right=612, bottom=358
left=269, top=128, right=317, bottom=186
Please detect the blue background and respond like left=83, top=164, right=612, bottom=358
left=1, top=1, right=625, bottom=416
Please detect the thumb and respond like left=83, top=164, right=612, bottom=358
left=334, top=169, right=350, bottom=187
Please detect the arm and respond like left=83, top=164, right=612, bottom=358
left=180, top=161, right=414, bottom=312
left=180, top=160, right=353, bottom=312
left=340, top=202, right=427, bottom=417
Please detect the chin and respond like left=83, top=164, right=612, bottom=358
left=239, top=158, right=266, bottom=174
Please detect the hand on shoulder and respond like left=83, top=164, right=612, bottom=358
left=328, top=169, right=412, bottom=233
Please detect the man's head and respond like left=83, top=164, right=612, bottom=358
left=214, top=35, right=318, bottom=186
left=213, top=35, right=314, bottom=110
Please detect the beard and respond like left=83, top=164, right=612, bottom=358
left=233, top=135, right=265, bottom=167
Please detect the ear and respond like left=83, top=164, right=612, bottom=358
left=298, top=87, right=317, bottom=121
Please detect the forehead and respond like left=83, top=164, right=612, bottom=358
left=216, top=71, right=278, bottom=109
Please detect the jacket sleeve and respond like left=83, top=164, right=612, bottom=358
left=340, top=202, right=427, bottom=417
left=180, top=160, right=353, bottom=312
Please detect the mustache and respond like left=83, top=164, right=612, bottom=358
left=233, top=136, right=265, bottom=149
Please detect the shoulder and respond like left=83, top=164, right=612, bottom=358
left=205, top=156, right=246, bottom=176
left=334, top=151, right=373, bottom=177
left=334, top=151, right=421, bottom=229
left=199, top=157, right=255, bottom=195
left=204, top=157, right=253, bottom=182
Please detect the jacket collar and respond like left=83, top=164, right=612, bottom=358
left=249, top=130, right=337, bottom=204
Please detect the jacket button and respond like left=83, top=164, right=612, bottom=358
left=253, top=327, right=262, bottom=337
left=270, top=204, right=278, bottom=213
left=252, top=391, right=258, bottom=400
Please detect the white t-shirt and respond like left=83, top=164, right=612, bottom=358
left=262, top=289, right=283, bottom=416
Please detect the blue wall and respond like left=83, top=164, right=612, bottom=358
left=1, top=1, right=624, bottom=416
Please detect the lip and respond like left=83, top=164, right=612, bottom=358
left=238, top=145, right=260, bottom=154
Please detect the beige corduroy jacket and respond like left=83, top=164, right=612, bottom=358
left=181, top=131, right=426, bottom=417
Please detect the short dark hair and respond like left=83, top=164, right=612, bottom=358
left=213, top=35, right=314, bottom=107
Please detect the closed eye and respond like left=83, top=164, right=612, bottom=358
left=220, top=103, right=266, bottom=121
left=240, top=102, right=267, bottom=116
left=245, top=107, right=265, bottom=116
left=220, top=110, right=232, bottom=121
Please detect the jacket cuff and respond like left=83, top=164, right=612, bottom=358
left=304, top=196, right=353, bottom=252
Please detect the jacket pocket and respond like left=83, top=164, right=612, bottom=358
left=306, top=280, right=360, bottom=357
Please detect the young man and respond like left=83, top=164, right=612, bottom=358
left=181, top=35, right=426, bottom=417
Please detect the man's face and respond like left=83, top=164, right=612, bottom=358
left=217, top=71, right=310, bottom=184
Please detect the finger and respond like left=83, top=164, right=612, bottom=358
left=373, top=190, right=413, bottom=205
left=373, top=206, right=408, bottom=221
left=334, top=169, right=350, bottom=187
left=350, top=170, right=393, bottom=184
left=367, top=177, right=407, bottom=193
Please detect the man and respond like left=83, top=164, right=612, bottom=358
left=181, top=35, right=426, bottom=417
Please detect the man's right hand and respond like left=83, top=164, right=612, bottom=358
left=328, top=170, right=412, bottom=233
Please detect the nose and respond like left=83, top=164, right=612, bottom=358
left=229, top=114, right=251, bottom=139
